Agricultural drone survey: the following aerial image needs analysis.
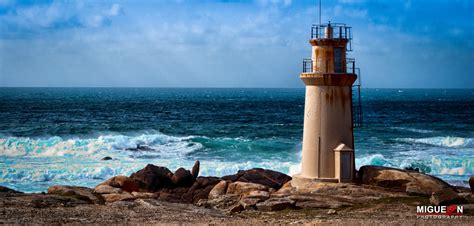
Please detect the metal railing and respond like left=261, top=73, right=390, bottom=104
left=311, top=22, right=353, bottom=51
left=301, top=58, right=357, bottom=74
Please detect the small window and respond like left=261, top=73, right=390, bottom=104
left=334, top=47, right=344, bottom=73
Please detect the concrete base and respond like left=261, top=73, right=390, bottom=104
left=291, top=174, right=339, bottom=188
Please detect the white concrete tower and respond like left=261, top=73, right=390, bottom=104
left=292, top=22, right=360, bottom=187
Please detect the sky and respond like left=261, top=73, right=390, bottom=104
left=0, top=0, right=473, bottom=88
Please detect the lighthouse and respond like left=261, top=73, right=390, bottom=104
left=292, top=22, right=362, bottom=187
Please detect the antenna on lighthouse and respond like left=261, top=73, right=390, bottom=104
left=319, top=0, right=321, bottom=27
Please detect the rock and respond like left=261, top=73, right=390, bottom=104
left=203, top=194, right=240, bottom=210
left=430, top=188, right=466, bottom=205
left=228, top=204, right=244, bottom=213
left=172, top=168, right=194, bottom=187
left=290, top=194, right=352, bottom=209
left=186, top=176, right=220, bottom=203
left=454, top=186, right=471, bottom=193
left=94, top=185, right=123, bottom=194
left=0, top=186, right=22, bottom=193
left=226, top=182, right=269, bottom=196
left=101, top=156, right=112, bottom=161
left=131, top=192, right=157, bottom=199
left=274, top=181, right=294, bottom=195
left=221, top=168, right=291, bottom=190
left=256, top=197, right=295, bottom=211
left=360, top=165, right=452, bottom=196
left=130, top=164, right=174, bottom=191
left=208, top=180, right=228, bottom=200
left=240, top=197, right=261, bottom=210
left=98, top=175, right=140, bottom=193
left=242, top=190, right=270, bottom=200
left=470, top=176, right=474, bottom=193
left=327, top=209, right=337, bottom=215
left=459, top=193, right=474, bottom=203
left=47, top=185, right=104, bottom=204
left=102, top=192, right=134, bottom=202
left=191, top=160, right=200, bottom=180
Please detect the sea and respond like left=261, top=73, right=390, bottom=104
left=0, top=88, right=473, bottom=193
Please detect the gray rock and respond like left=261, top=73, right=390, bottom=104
left=255, top=197, right=295, bottom=211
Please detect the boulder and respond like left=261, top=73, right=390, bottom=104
left=102, top=192, right=134, bottom=202
left=221, top=168, right=291, bottom=190
left=360, top=165, right=452, bottom=196
left=191, top=160, right=200, bottom=180
left=256, top=197, right=295, bottom=211
left=172, top=168, right=194, bottom=187
left=240, top=197, right=261, bottom=210
left=208, top=180, right=228, bottom=200
left=226, top=182, right=269, bottom=196
left=470, top=176, right=474, bottom=193
left=47, top=185, right=104, bottom=204
left=98, top=175, right=140, bottom=193
left=430, top=188, right=466, bottom=205
left=186, top=176, right=220, bottom=203
left=94, top=185, right=123, bottom=194
left=130, top=164, right=174, bottom=191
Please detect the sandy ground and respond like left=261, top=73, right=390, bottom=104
left=1, top=195, right=473, bottom=225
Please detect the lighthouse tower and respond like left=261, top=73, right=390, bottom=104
left=292, top=22, right=362, bottom=187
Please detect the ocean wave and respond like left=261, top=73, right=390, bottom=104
left=398, top=136, right=473, bottom=148
left=390, top=127, right=433, bottom=134
left=0, top=133, right=202, bottom=158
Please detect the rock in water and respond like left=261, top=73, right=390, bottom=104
left=430, top=188, right=466, bottom=205
left=191, top=160, right=200, bottom=180
left=47, top=185, right=104, bottom=204
left=98, top=175, right=140, bottom=193
left=130, top=164, right=174, bottom=191
left=221, top=168, right=291, bottom=190
left=172, top=168, right=194, bottom=187
left=360, top=165, right=452, bottom=196
left=469, top=176, right=474, bottom=193
left=101, top=156, right=112, bottom=161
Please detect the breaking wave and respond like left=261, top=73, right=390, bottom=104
left=398, top=136, right=474, bottom=148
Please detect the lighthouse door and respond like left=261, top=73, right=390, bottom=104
left=334, top=47, right=343, bottom=73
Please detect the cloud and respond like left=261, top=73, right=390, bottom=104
left=0, top=1, right=123, bottom=38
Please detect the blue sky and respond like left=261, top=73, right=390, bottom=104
left=0, top=0, right=473, bottom=88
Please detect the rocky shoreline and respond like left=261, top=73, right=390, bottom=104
left=1, top=162, right=473, bottom=224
